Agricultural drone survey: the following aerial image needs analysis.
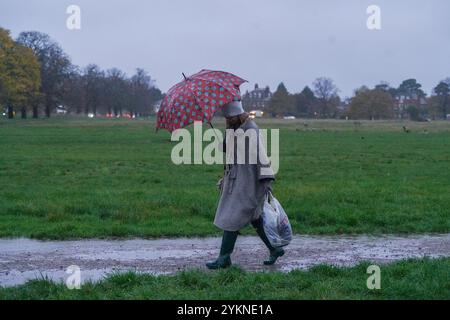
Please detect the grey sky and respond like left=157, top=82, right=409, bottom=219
left=1, top=0, right=449, bottom=97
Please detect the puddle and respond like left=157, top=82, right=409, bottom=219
left=0, top=234, right=449, bottom=287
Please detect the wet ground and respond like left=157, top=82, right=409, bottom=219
left=1, top=234, right=449, bottom=287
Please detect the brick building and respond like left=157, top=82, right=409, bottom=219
left=242, top=84, right=273, bottom=110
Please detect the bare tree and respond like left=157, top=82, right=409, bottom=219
left=83, top=64, right=104, bottom=116
left=312, top=77, right=339, bottom=118
left=104, top=68, right=129, bottom=116
left=130, top=68, right=162, bottom=117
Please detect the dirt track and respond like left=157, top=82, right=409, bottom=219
left=1, top=234, right=449, bottom=287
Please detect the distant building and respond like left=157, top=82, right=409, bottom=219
left=242, top=84, right=273, bottom=110
left=394, top=94, right=427, bottom=119
left=336, top=98, right=350, bottom=118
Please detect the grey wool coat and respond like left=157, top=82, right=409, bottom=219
left=214, top=119, right=275, bottom=231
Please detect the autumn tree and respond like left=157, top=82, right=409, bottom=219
left=0, top=28, right=17, bottom=118
left=0, top=28, right=40, bottom=119
left=14, top=45, right=41, bottom=118
left=17, top=31, right=71, bottom=117
left=348, top=88, right=394, bottom=120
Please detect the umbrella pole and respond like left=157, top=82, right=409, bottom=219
left=208, top=121, right=222, bottom=144
left=208, top=121, right=227, bottom=173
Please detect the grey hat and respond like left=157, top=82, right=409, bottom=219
left=222, top=100, right=245, bottom=117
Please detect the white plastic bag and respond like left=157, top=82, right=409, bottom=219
left=262, top=192, right=293, bottom=248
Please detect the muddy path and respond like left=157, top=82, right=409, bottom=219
left=1, top=234, right=449, bottom=287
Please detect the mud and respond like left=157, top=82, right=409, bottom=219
left=1, top=234, right=449, bottom=287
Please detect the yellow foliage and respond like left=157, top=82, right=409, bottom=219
left=0, top=27, right=41, bottom=110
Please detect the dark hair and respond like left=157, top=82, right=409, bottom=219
left=226, top=112, right=249, bottom=129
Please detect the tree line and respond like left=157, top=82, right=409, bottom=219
left=263, top=77, right=450, bottom=120
left=2, top=26, right=449, bottom=121
left=0, top=27, right=162, bottom=119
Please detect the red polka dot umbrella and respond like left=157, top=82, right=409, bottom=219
left=156, top=69, right=247, bottom=133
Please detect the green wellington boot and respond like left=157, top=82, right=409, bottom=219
left=263, top=247, right=285, bottom=265
left=206, top=231, right=239, bottom=270
left=252, top=217, right=285, bottom=265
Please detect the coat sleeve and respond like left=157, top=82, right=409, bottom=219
left=256, top=128, right=275, bottom=181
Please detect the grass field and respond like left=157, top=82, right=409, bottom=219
left=0, top=117, right=449, bottom=239
left=1, top=258, right=448, bottom=299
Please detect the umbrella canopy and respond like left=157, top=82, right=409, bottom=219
left=156, top=69, right=247, bottom=132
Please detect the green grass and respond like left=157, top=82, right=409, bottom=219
left=1, top=258, right=448, bottom=299
left=0, top=117, right=449, bottom=239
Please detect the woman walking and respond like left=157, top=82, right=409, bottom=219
left=206, top=99, right=285, bottom=269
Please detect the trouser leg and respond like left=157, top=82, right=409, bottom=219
left=251, top=216, right=285, bottom=265
left=251, top=217, right=275, bottom=251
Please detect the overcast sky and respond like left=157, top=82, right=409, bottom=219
left=1, top=0, right=449, bottom=97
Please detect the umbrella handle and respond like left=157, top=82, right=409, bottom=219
left=208, top=121, right=226, bottom=173
left=182, top=72, right=187, bottom=80
left=208, top=121, right=222, bottom=145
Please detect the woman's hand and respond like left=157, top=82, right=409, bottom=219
left=262, top=179, right=273, bottom=194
